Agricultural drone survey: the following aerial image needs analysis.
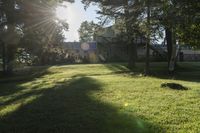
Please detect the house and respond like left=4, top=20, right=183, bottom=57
left=179, top=45, right=200, bottom=61
left=62, top=42, right=98, bottom=63
left=94, top=26, right=200, bottom=62
left=94, top=25, right=151, bottom=62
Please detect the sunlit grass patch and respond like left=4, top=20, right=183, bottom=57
left=0, top=62, right=200, bottom=133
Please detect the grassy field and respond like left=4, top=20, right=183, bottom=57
left=0, top=62, right=200, bottom=133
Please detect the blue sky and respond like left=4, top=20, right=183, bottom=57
left=62, top=1, right=99, bottom=42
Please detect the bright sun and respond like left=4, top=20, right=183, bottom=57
left=56, top=6, right=68, bottom=20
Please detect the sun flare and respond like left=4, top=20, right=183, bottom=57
left=56, top=6, right=68, bottom=20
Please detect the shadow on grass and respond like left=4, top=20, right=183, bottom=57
left=0, top=76, right=163, bottom=133
left=0, top=66, right=51, bottom=83
left=0, top=67, right=51, bottom=97
left=104, top=62, right=200, bottom=83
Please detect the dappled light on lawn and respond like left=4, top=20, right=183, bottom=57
left=0, top=0, right=199, bottom=132
left=0, top=95, right=41, bottom=117
left=0, top=63, right=200, bottom=132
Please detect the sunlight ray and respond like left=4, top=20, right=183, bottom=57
left=26, top=17, right=53, bottom=31
left=21, top=1, right=68, bottom=44
left=46, top=23, right=57, bottom=43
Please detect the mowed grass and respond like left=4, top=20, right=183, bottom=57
left=0, top=62, right=200, bottom=133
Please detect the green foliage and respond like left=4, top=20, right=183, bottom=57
left=83, top=0, right=200, bottom=47
left=19, top=22, right=67, bottom=65
left=78, top=21, right=99, bottom=42
left=0, top=0, right=73, bottom=72
left=177, top=24, right=200, bottom=48
left=151, top=0, right=200, bottom=46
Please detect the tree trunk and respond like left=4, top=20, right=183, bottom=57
left=6, top=44, right=16, bottom=75
left=128, top=41, right=137, bottom=68
left=169, top=29, right=177, bottom=73
left=125, top=0, right=137, bottom=68
left=2, top=42, right=7, bottom=74
left=145, top=0, right=150, bottom=75
left=1, top=42, right=15, bottom=75
left=166, top=28, right=176, bottom=74
left=166, top=28, right=172, bottom=65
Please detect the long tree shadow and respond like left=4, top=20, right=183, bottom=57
left=104, top=63, right=200, bottom=83
left=0, top=76, right=163, bottom=133
left=0, top=66, right=51, bottom=83
left=0, top=67, right=52, bottom=97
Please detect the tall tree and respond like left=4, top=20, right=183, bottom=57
left=145, top=0, right=151, bottom=75
left=20, top=26, right=66, bottom=65
left=82, top=0, right=146, bottom=68
left=78, top=21, right=99, bottom=42
left=0, top=0, right=73, bottom=74
left=155, top=0, right=200, bottom=73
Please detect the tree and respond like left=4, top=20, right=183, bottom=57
left=82, top=0, right=146, bottom=68
left=145, top=0, right=151, bottom=75
left=82, top=0, right=200, bottom=73
left=0, top=0, right=73, bottom=74
left=20, top=26, right=66, bottom=65
left=151, top=0, right=200, bottom=73
left=78, top=21, right=99, bottom=42
left=175, top=1, right=200, bottom=48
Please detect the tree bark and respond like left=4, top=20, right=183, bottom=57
left=166, top=28, right=176, bottom=74
left=124, top=0, right=136, bottom=68
left=128, top=40, right=137, bottom=68
left=166, top=28, right=172, bottom=65
left=6, top=44, right=16, bottom=75
left=145, top=0, right=150, bottom=75
left=2, top=42, right=7, bottom=74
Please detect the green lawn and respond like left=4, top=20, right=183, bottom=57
left=0, top=62, right=200, bottom=133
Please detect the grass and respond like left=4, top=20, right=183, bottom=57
left=0, top=62, right=200, bottom=133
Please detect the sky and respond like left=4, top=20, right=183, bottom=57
left=59, top=1, right=99, bottom=42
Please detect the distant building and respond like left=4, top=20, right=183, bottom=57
left=94, top=25, right=149, bottom=62
left=94, top=25, right=200, bottom=62
left=179, top=45, right=200, bottom=61
left=62, top=42, right=98, bottom=63
left=62, top=27, right=200, bottom=63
